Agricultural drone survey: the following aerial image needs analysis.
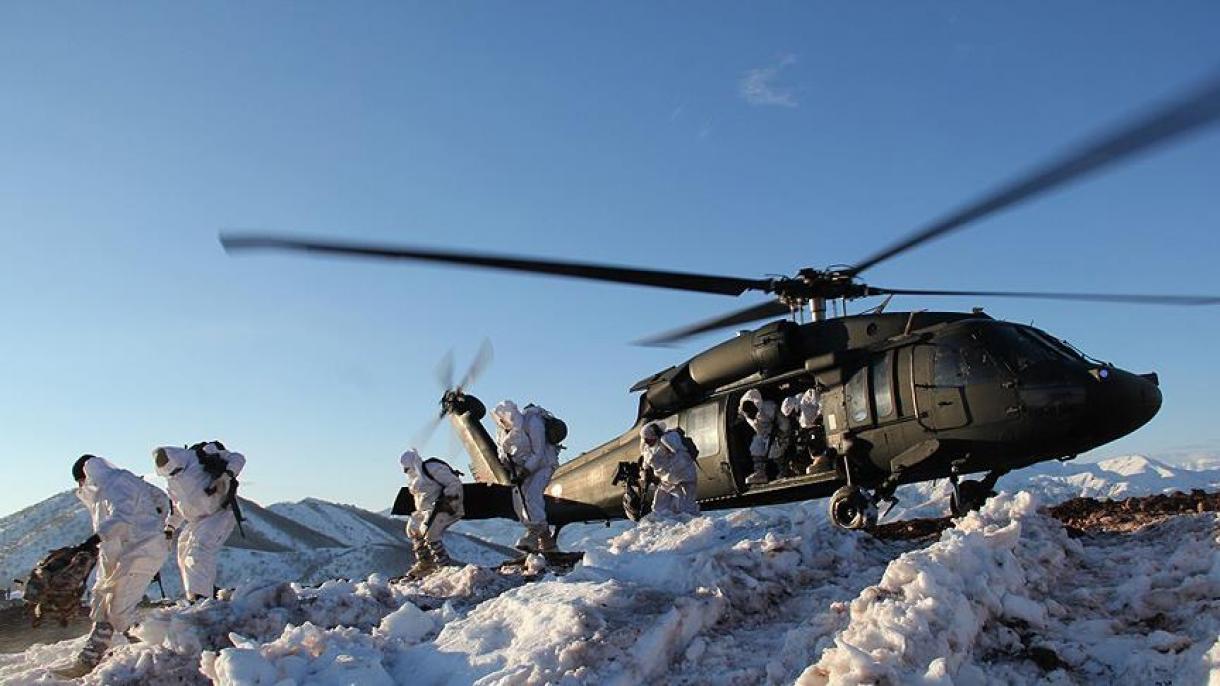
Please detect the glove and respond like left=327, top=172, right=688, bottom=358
left=164, top=526, right=176, bottom=540
left=78, top=534, right=101, bottom=552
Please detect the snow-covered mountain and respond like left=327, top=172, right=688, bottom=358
left=886, top=454, right=1220, bottom=522
left=0, top=492, right=510, bottom=600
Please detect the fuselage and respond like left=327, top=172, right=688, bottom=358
left=538, top=312, right=1162, bottom=522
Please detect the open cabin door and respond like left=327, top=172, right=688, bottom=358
left=912, top=344, right=970, bottom=430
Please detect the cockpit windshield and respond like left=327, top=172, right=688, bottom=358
left=980, top=325, right=1066, bottom=372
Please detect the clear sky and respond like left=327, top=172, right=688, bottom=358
left=2, top=2, right=1218, bottom=516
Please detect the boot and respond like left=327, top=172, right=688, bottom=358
left=407, top=538, right=435, bottom=578
left=514, top=527, right=539, bottom=553
left=806, top=454, right=834, bottom=475
left=534, top=526, right=557, bottom=553
left=744, top=459, right=769, bottom=485
left=53, top=621, right=113, bottom=677
left=426, top=540, right=453, bottom=568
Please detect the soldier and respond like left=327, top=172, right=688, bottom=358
left=491, top=400, right=560, bottom=552
left=53, top=455, right=170, bottom=678
left=785, top=387, right=833, bottom=474
left=153, top=441, right=246, bottom=602
left=639, top=422, right=699, bottom=517
left=739, top=389, right=787, bottom=485
left=399, top=449, right=464, bottom=578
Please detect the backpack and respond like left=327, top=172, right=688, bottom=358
left=189, top=441, right=230, bottom=478
left=421, top=458, right=464, bottom=484
left=24, top=545, right=98, bottom=628
left=671, top=427, right=700, bottom=460
left=524, top=404, right=567, bottom=445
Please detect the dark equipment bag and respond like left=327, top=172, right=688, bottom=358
left=23, top=545, right=98, bottom=628
left=524, top=404, right=568, bottom=445
left=671, top=427, right=700, bottom=460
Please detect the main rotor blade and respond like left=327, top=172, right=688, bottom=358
left=410, top=413, right=446, bottom=451
left=635, top=300, right=792, bottom=347
left=871, top=287, right=1220, bottom=306
left=435, top=349, right=455, bottom=391
left=221, top=234, right=771, bottom=297
left=852, top=72, right=1220, bottom=275
left=458, top=338, right=493, bottom=392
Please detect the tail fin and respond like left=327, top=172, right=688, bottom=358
left=444, top=392, right=511, bottom=485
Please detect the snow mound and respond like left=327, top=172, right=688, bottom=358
left=800, top=493, right=1220, bottom=685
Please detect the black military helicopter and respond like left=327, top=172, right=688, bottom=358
left=222, top=73, right=1220, bottom=530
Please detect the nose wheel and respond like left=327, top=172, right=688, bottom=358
left=829, top=486, right=877, bottom=530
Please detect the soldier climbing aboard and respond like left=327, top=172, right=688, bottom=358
left=639, top=422, right=700, bottom=517
left=739, top=389, right=787, bottom=485
left=784, top=385, right=833, bottom=475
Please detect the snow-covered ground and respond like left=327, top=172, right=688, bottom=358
left=0, top=454, right=1217, bottom=684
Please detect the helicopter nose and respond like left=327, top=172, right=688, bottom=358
left=1085, top=367, right=1162, bottom=444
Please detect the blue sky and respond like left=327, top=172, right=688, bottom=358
left=2, top=3, right=1218, bottom=515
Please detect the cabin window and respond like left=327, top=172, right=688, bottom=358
left=846, top=366, right=870, bottom=426
left=679, top=402, right=720, bottom=457
left=872, top=352, right=894, bottom=419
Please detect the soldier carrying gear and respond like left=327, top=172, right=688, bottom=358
left=492, top=400, right=560, bottom=553
left=739, top=389, right=788, bottom=485
left=53, top=455, right=171, bottom=678
left=153, top=442, right=247, bottom=602
left=400, top=449, right=464, bottom=578
left=639, top=422, right=700, bottom=517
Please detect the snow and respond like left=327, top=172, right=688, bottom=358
left=1, top=456, right=1218, bottom=684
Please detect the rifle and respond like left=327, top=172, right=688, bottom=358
left=502, top=454, right=531, bottom=522
left=221, top=473, right=246, bottom=538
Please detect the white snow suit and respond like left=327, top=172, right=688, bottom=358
left=493, top=400, right=559, bottom=551
left=640, top=425, right=699, bottom=517
left=493, top=401, right=557, bottom=526
left=75, top=457, right=170, bottom=633
left=154, top=444, right=246, bottom=599
left=400, top=450, right=464, bottom=543
left=783, top=388, right=822, bottom=430
left=741, top=389, right=787, bottom=461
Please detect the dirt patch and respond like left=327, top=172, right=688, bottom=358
left=1048, top=489, right=1220, bottom=535
left=0, top=601, right=89, bottom=654
left=871, top=489, right=1220, bottom=541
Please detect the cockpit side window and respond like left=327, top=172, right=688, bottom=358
left=983, top=325, right=1060, bottom=372
left=934, top=332, right=1005, bottom=385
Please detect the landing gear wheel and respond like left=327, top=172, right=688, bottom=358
left=950, top=480, right=991, bottom=517
left=829, top=486, right=877, bottom=530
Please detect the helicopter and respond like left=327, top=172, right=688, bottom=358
left=221, top=72, right=1220, bottom=531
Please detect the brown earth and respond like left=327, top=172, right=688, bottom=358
left=870, top=489, right=1220, bottom=541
